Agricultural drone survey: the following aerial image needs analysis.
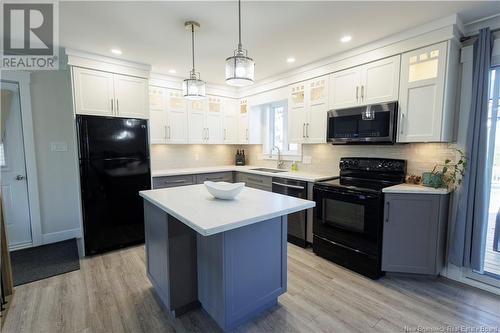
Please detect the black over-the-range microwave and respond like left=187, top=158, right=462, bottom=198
left=327, top=101, right=398, bottom=144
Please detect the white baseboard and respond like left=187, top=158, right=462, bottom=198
left=41, top=228, right=82, bottom=245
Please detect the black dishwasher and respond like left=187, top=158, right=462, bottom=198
left=272, top=177, right=308, bottom=247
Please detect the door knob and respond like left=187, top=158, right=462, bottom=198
left=15, top=175, right=25, bottom=181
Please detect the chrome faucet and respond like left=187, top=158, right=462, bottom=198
left=272, top=146, right=286, bottom=169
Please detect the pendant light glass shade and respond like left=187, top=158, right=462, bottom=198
left=225, top=49, right=255, bottom=87
left=225, top=0, right=255, bottom=86
left=183, top=21, right=206, bottom=99
left=183, top=72, right=206, bottom=100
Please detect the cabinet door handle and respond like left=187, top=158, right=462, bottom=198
left=246, top=129, right=249, bottom=141
left=303, top=123, right=306, bottom=138
left=207, top=128, right=210, bottom=140
left=361, top=85, right=364, bottom=101
left=116, top=99, right=119, bottom=113
left=385, top=202, right=390, bottom=223
left=165, top=179, right=186, bottom=184
left=168, top=126, right=171, bottom=139
left=400, top=112, right=405, bottom=134
left=356, top=86, right=359, bottom=101
left=306, top=123, right=310, bottom=138
left=164, top=126, right=167, bottom=140
left=111, top=99, right=114, bottom=112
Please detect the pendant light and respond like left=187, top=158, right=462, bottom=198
left=183, top=21, right=206, bottom=99
left=225, top=0, right=255, bottom=86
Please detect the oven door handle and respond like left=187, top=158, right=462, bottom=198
left=317, top=188, right=378, bottom=200
left=272, top=182, right=305, bottom=190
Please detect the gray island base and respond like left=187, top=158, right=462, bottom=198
left=143, top=200, right=288, bottom=331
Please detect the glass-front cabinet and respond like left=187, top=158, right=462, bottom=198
left=398, top=41, right=459, bottom=143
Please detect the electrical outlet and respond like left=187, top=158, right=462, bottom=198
left=50, top=142, right=68, bottom=152
left=302, top=155, right=312, bottom=164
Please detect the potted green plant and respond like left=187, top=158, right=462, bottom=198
left=423, top=148, right=466, bottom=189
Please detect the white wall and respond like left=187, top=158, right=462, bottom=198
left=30, top=70, right=81, bottom=242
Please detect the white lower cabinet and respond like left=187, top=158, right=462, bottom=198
left=397, top=41, right=458, bottom=142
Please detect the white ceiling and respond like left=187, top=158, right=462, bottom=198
left=59, top=1, right=499, bottom=85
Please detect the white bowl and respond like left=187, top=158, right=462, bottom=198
left=204, top=181, right=245, bottom=200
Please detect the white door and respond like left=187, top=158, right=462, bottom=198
left=1, top=82, right=32, bottom=249
left=114, top=74, right=149, bottom=119
left=238, top=114, right=249, bottom=144
left=329, top=68, right=361, bottom=109
left=188, top=100, right=206, bottom=143
left=167, top=110, right=188, bottom=143
left=398, top=42, right=447, bottom=142
left=72, top=67, right=114, bottom=116
left=166, top=90, right=188, bottom=143
left=362, top=55, right=401, bottom=105
left=306, top=104, right=327, bottom=143
left=206, top=113, right=222, bottom=144
left=149, top=87, right=167, bottom=144
left=223, top=99, right=239, bottom=144
left=288, top=106, right=306, bottom=144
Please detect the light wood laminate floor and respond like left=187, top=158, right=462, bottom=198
left=3, top=244, right=500, bottom=333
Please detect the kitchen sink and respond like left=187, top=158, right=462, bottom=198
left=250, top=168, right=287, bottom=173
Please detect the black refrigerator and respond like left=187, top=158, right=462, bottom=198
left=77, top=115, right=151, bottom=255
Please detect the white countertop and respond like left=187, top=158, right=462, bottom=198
left=140, top=184, right=316, bottom=236
left=382, top=184, right=451, bottom=195
left=151, top=165, right=338, bottom=182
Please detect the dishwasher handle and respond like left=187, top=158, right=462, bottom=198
left=272, top=181, right=305, bottom=190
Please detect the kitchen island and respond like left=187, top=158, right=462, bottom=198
left=139, top=184, right=315, bottom=331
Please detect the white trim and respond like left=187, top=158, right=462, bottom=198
left=236, top=15, right=463, bottom=98
left=463, top=12, right=500, bottom=36
left=0, top=71, right=43, bottom=247
left=65, top=48, right=151, bottom=79
left=149, top=72, right=239, bottom=99
left=69, top=67, right=86, bottom=256
left=41, top=228, right=82, bottom=245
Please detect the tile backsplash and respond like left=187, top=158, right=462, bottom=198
left=151, top=143, right=460, bottom=178
left=151, top=144, right=238, bottom=170
left=243, top=143, right=459, bottom=176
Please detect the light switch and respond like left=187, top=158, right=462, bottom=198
left=302, top=156, right=312, bottom=164
left=50, top=142, right=68, bottom=152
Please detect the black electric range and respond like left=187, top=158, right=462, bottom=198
left=313, top=157, right=406, bottom=279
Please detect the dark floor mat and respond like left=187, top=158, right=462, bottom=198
left=10, top=238, right=80, bottom=286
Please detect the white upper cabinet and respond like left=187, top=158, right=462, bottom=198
left=329, top=55, right=400, bottom=109
left=398, top=41, right=458, bottom=143
left=149, top=88, right=188, bottom=144
left=73, top=67, right=149, bottom=119
left=288, top=77, right=328, bottom=144
left=206, top=97, right=223, bottom=144
left=223, top=99, right=239, bottom=144
left=362, top=56, right=401, bottom=105
left=149, top=87, right=168, bottom=144
left=113, top=74, right=149, bottom=119
left=188, top=99, right=207, bottom=144
left=73, top=67, right=114, bottom=116
left=329, top=68, right=360, bottom=109
left=238, top=99, right=249, bottom=144
left=166, top=90, right=188, bottom=143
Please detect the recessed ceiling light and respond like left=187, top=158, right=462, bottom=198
left=111, top=49, right=122, bottom=55
left=340, top=36, right=352, bottom=43
left=168, top=69, right=177, bottom=74
left=287, top=57, right=296, bottom=63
